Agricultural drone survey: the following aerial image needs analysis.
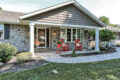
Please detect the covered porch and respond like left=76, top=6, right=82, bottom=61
left=30, top=22, right=100, bottom=57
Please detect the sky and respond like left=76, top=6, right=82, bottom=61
left=0, top=0, right=120, bottom=24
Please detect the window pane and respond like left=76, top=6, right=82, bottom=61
left=67, top=29, right=71, bottom=42
left=73, top=29, right=76, bottom=41
left=60, top=28, right=66, bottom=40
left=77, top=29, right=80, bottom=40
left=0, top=25, right=4, bottom=39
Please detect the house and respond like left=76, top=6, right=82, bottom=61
left=0, top=0, right=106, bottom=57
left=101, top=26, right=120, bottom=46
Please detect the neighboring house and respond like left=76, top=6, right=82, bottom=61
left=103, top=26, right=120, bottom=40
left=101, top=26, right=120, bottom=46
left=0, top=0, right=106, bottom=56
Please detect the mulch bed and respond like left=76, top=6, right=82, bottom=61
left=61, top=47, right=116, bottom=57
left=0, top=57, right=48, bottom=74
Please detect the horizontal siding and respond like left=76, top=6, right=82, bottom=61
left=26, top=4, right=101, bottom=27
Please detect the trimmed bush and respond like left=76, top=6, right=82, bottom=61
left=71, top=49, right=77, bottom=57
left=0, top=43, right=18, bottom=63
left=16, top=52, right=32, bottom=63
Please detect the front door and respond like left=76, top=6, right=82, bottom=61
left=37, top=28, right=49, bottom=48
left=37, top=28, right=46, bottom=48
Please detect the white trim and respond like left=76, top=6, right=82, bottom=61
left=49, top=28, right=51, bottom=48
left=36, top=27, right=47, bottom=48
left=76, top=29, right=78, bottom=40
left=45, top=28, right=47, bottom=48
left=32, top=21, right=100, bottom=29
left=36, top=27, right=50, bottom=48
left=60, top=27, right=67, bottom=42
left=71, top=28, right=73, bottom=42
left=30, top=23, right=35, bottom=57
left=95, top=28, right=100, bottom=52
left=65, top=28, right=67, bottom=42
left=80, top=30, right=84, bottom=42
left=20, top=0, right=74, bottom=19
left=60, top=27, right=85, bottom=43
left=0, top=20, right=19, bottom=24
left=20, top=0, right=106, bottom=27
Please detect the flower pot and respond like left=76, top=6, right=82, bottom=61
left=36, top=41, right=39, bottom=45
left=57, top=44, right=61, bottom=48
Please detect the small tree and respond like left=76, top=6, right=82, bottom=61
left=99, top=16, right=110, bottom=25
left=89, top=29, right=115, bottom=42
left=0, top=7, right=2, bottom=10
left=100, top=29, right=115, bottom=42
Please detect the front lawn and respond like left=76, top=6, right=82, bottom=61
left=1, top=59, right=120, bottom=80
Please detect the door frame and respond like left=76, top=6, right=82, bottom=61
left=36, top=27, right=47, bottom=48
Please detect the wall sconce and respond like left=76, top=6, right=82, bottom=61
left=52, top=31, right=57, bottom=36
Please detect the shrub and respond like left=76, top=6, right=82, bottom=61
left=100, top=29, right=115, bottom=42
left=0, top=43, right=18, bottom=63
left=89, top=29, right=115, bottom=42
left=71, top=49, right=77, bottom=57
left=16, top=52, right=32, bottom=63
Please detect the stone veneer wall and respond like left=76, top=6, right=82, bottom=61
left=1, top=24, right=30, bottom=52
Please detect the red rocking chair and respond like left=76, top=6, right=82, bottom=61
left=56, top=39, right=70, bottom=54
left=75, top=39, right=83, bottom=51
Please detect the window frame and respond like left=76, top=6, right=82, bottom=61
left=60, top=27, right=67, bottom=42
left=0, top=24, right=4, bottom=40
left=60, top=27, right=84, bottom=42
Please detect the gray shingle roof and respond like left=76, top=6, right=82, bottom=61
left=0, top=10, right=25, bottom=22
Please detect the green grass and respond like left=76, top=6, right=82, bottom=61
left=1, top=59, right=120, bottom=80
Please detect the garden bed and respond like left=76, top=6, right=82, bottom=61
left=61, top=47, right=116, bottom=57
left=0, top=56, right=48, bottom=74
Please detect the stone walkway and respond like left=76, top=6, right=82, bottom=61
left=37, top=47, right=120, bottom=63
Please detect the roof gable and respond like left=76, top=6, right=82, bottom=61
left=20, top=0, right=106, bottom=27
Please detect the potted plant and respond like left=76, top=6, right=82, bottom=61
left=57, top=41, right=61, bottom=48
left=35, top=40, right=39, bottom=45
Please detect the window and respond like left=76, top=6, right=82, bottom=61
left=60, top=28, right=66, bottom=40
left=67, top=29, right=71, bottom=41
left=61, top=28, right=84, bottom=42
left=0, top=24, right=4, bottom=39
left=66, top=28, right=84, bottom=42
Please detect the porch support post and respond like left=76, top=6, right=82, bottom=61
left=95, top=28, right=100, bottom=52
left=30, top=23, right=35, bottom=57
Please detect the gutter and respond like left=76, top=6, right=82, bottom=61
left=0, top=20, right=29, bottom=25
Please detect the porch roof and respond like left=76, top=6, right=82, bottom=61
left=31, top=21, right=100, bottom=29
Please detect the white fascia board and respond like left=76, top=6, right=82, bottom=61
left=0, top=20, right=29, bottom=25
left=20, top=1, right=74, bottom=19
left=32, top=21, right=100, bottom=29
left=0, top=20, right=19, bottom=24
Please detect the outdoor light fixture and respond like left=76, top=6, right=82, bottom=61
left=53, top=31, right=57, bottom=36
